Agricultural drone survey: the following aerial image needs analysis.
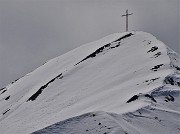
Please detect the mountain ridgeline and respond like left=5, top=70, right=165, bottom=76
left=0, top=31, right=179, bottom=134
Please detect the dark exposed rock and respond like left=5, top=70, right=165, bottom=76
left=3, top=109, right=10, bottom=115
left=144, top=94, right=157, bottom=102
left=164, top=76, right=175, bottom=85
left=151, top=77, right=160, bottom=82
left=5, top=96, right=10, bottom=100
left=153, top=52, right=161, bottom=58
left=1, top=90, right=7, bottom=94
left=27, top=73, right=63, bottom=101
left=75, top=43, right=111, bottom=65
left=151, top=64, right=164, bottom=71
left=147, top=46, right=158, bottom=53
left=127, top=95, right=139, bottom=103
left=175, top=66, right=180, bottom=71
left=113, top=33, right=134, bottom=42
left=27, top=88, right=43, bottom=101
left=144, top=77, right=160, bottom=85
left=127, top=94, right=157, bottom=103
left=76, top=33, right=134, bottom=65
left=0, top=87, right=5, bottom=91
left=165, top=95, right=175, bottom=102
left=164, top=75, right=180, bottom=87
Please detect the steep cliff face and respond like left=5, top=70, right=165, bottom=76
left=0, top=31, right=179, bottom=134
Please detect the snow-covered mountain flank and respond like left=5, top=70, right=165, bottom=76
left=0, top=31, right=180, bottom=134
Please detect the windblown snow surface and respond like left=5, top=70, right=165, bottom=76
left=0, top=31, right=180, bottom=134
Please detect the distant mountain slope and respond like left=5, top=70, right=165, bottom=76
left=0, top=31, right=179, bottom=134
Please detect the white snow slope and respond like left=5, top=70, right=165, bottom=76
left=0, top=31, right=180, bottom=134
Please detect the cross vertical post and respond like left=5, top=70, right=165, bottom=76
left=122, top=9, right=133, bottom=32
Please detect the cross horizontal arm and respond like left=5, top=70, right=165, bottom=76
left=122, top=13, right=133, bottom=17
left=128, top=13, right=133, bottom=15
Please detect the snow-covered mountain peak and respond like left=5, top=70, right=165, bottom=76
left=0, top=31, right=179, bottom=134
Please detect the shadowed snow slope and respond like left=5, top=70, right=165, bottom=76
left=0, top=31, right=180, bottom=134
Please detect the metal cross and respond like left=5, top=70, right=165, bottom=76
left=122, top=9, right=133, bottom=32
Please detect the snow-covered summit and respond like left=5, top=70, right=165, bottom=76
left=0, top=31, right=179, bottom=134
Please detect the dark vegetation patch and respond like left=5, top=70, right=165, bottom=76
left=3, top=109, right=10, bottom=115
left=153, top=52, right=161, bottom=58
left=5, top=96, right=10, bottom=100
left=165, top=95, right=175, bottom=102
left=147, top=46, right=158, bottom=53
left=75, top=33, right=134, bottom=65
left=144, top=94, right=157, bottom=102
left=27, top=73, right=63, bottom=101
left=127, top=95, right=139, bottom=103
left=150, top=64, right=164, bottom=71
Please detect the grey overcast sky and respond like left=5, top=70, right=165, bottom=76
left=0, top=0, right=179, bottom=88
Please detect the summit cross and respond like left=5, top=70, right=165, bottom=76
left=122, top=9, right=133, bottom=32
